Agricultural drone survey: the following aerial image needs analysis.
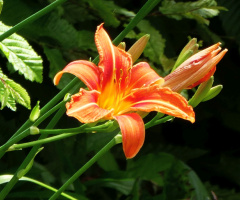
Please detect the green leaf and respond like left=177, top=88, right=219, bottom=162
left=137, top=20, right=166, bottom=67
left=86, top=0, right=120, bottom=27
left=0, top=67, right=31, bottom=110
left=0, top=0, right=3, bottom=15
left=181, top=162, right=211, bottom=200
left=0, top=174, right=82, bottom=200
left=126, top=152, right=175, bottom=186
left=160, top=0, right=226, bottom=25
left=0, top=21, right=43, bottom=83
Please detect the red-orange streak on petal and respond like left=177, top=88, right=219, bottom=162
left=54, top=61, right=100, bottom=91
left=127, top=62, right=164, bottom=91
left=114, top=113, right=145, bottom=159
left=122, top=85, right=195, bottom=123
left=95, top=24, right=115, bottom=92
left=95, top=24, right=132, bottom=94
left=186, top=66, right=216, bottom=89
left=66, top=89, right=113, bottom=123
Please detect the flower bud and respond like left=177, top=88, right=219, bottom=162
left=188, top=76, right=213, bottom=108
left=29, top=101, right=40, bottom=122
left=17, top=147, right=43, bottom=179
left=202, top=85, right=223, bottom=102
left=30, top=126, right=39, bottom=135
left=128, top=34, right=150, bottom=63
left=172, top=38, right=199, bottom=72
left=118, top=42, right=126, bottom=50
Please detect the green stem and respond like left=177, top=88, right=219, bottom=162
left=146, top=115, right=174, bottom=129
left=9, top=121, right=115, bottom=150
left=112, top=0, right=162, bottom=45
left=0, top=0, right=67, bottom=42
left=0, top=108, right=66, bottom=200
left=0, top=98, right=68, bottom=158
left=0, top=129, right=30, bottom=154
left=49, top=134, right=122, bottom=200
left=0, top=0, right=162, bottom=198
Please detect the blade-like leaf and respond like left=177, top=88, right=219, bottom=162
left=0, top=174, right=82, bottom=200
left=0, top=21, right=43, bottom=83
left=0, top=68, right=30, bottom=110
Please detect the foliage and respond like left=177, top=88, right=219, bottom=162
left=0, top=0, right=240, bottom=199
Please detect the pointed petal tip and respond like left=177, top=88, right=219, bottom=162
left=53, top=71, right=63, bottom=86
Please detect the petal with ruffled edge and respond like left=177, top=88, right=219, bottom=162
left=127, top=62, right=164, bottom=91
left=66, top=89, right=113, bottom=123
left=114, top=113, right=145, bottom=159
left=121, top=85, right=195, bottom=123
left=95, top=24, right=132, bottom=94
left=54, top=61, right=100, bottom=90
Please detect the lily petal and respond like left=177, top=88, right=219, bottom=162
left=128, top=62, right=164, bottom=91
left=66, top=89, right=113, bottom=123
left=122, top=85, right=195, bottom=123
left=54, top=61, right=100, bottom=90
left=95, top=24, right=132, bottom=94
left=114, top=113, right=145, bottom=159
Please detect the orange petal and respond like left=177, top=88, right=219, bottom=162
left=54, top=60, right=100, bottom=90
left=114, top=113, right=145, bottom=159
left=122, top=85, right=195, bottom=123
left=127, top=62, right=164, bottom=91
left=95, top=24, right=132, bottom=94
left=66, top=89, right=113, bottom=123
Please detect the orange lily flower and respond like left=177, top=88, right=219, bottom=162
left=54, top=24, right=194, bottom=159
left=162, top=43, right=227, bottom=92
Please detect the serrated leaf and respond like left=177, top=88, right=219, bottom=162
left=0, top=68, right=31, bottom=110
left=160, top=0, right=226, bottom=25
left=0, top=21, right=43, bottom=83
left=137, top=20, right=166, bottom=66
left=86, top=0, right=120, bottom=27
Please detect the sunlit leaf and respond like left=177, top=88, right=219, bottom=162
left=0, top=22, right=43, bottom=83
left=0, top=68, right=31, bottom=110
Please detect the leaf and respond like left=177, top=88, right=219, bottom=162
left=0, top=174, right=83, bottom=200
left=0, top=0, right=3, bottom=14
left=137, top=20, right=166, bottom=67
left=182, top=162, right=211, bottom=200
left=126, top=152, right=175, bottom=186
left=86, top=0, right=120, bottom=27
left=159, top=0, right=226, bottom=25
left=85, top=178, right=135, bottom=195
left=0, top=22, right=43, bottom=83
left=0, top=67, right=31, bottom=110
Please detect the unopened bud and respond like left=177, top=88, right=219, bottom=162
left=189, top=76, right=214, bottom=108
left=128, top=34, right=150, bottom=63
left=172, top=38, right=199, bottom=72
left=118, top=42, right=126, bottom=50
left=30, top=126, right=39, bottom=135
left=29, top=101, right=40, bottom=122
left=17, top=147, right=43, bottom=179
left=202, top=85, right=223, bottom=102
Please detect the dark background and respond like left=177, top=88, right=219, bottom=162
left=0, top=0, right=240, bottom=199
